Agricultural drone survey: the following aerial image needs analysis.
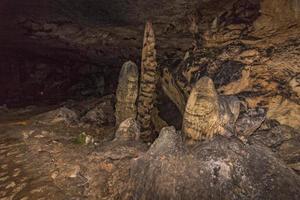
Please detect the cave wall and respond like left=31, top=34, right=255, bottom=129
left=0, top=0, right=299, bottom=107
left=254, top=0, right=300, bottom=33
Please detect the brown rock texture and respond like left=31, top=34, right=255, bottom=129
left=137, top=21, right=158, bottom=136
left=115, top=61, right=139, bottom=126
left=0, top=100, right=148, bottom=200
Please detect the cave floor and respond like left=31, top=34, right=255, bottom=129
left=0, top=134, right=66, bottom=200
left=0, top=99, right=299, bottom=199
left=0, top=110, right=82, bottom=199
left=0, top=106, right=124, bottom=200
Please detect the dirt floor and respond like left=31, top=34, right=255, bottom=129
left=0, top=101, right=147, bottom=200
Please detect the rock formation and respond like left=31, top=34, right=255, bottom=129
left=249, top=122, right=300, bottom=174
left=137, top=21, right=158, bottom=139
left=235, top=108, right=266, bottom=138
left=218, top=95, right=241, bottom=134
left=182, top=76, right=220, bottom=140
left=148, top=126, right=185, bottom=155
left=115, top=61, right=139, bottom=126
left=182, top=76, right=240, bottom=140
left=125, top=126, right=300, bottom=200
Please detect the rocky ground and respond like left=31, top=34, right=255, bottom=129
left=0, top=94, right=299, bottom=199
left=0, top=96, right=147, bottom=199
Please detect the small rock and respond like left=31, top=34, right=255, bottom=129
left=34, top=107, right=78, bottom=125
left=81, top=101, right=115, bottom=126
left=288, top=163, right=300, bottom=174
left=115, top=118, right=140, bottom=141
left=43, top=23, right=57, bottom=32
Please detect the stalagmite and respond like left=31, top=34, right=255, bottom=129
left=182, top=77, right=221, bottom=140
left=137, top=21, right=158, bottom=138
left=115, top=61, right=139, bottom=126
left=182, top=76, right=240, bottom=140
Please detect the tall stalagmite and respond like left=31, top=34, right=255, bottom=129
left=137, top=21, right=158, bottom=138
left=115, top=61, right=139, bottom=126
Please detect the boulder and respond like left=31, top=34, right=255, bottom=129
left=125, top=127, right=300, bottom=200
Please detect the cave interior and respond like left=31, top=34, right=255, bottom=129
left=0, top=0, right=300, bottom=199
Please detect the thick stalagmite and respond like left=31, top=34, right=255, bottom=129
left=115, top=61, right=139, bottom=126
left=137, top=21, right=158, bottom=139
left=182, top=77, right=221, bottom=140
left=182, top=76, right=241, bottom=140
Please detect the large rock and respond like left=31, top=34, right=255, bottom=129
left=249, top=124, right=300, bottom=174
left=125, top=126, right=300, bottom=200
